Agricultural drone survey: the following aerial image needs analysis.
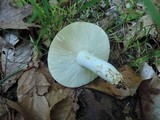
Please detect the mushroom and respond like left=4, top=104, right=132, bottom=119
left=48, top=22, right=124, bottom=88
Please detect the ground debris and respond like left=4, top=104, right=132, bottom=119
left=137, top=76, right=160, bottom=120
left=76, top=89, right=138, bottom=120
left=1, top=33, right=33, bottom=92
left=0, top=0, right=37, bottom=29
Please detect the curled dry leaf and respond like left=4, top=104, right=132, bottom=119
left=0, top=0, right=37, bottom=29
left=50, top=88, right=78, bottom=120
left=46, top=88, right=78, bottom=120
left=85, top=65, right=142, bottom=99
left=137, top=76, right=160, bottom=120
left=50, top=96, right=76, bottom=120
left=1, top=35, right=33, bottom=92
left=45, top=88, right=73, bottom=109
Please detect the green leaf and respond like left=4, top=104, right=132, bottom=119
left=143, top=0, right=160, bottom=28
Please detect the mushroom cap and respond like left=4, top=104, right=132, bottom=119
left=48, top=22, right=110, bottom=87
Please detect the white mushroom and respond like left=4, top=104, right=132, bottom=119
left=48, top=22, right=124, bottom=88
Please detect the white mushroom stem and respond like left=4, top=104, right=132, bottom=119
left=76, top=50, right=123, bottom=85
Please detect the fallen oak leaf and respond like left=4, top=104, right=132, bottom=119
left=17, top=64, right=77, bottom=120
left=7, top=91, right=51, bottom=120
left=50, top=96, right=76, bottom=120
left=45, top=78, right=78, bottom=120
left=47, top=89, right=77, bottom=120
left=0, top=0, right=38, bottom=29
left=21, top=91, right=51, bottom=120
left=17, top=67, right=51, bottom=102
left=45, top=88, right=74, bottom=109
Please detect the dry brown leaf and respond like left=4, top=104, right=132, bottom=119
left=85, top=78, right=131, bottom=99
left=51, top=96, right=76, bottom=120
left=7, top=92, right=51, bottom=120
left=1, top=98, right=24, bottom=120
left=21, top=92, right=50, bottom=120
left=7, top=63, right=54, bottom=120
left=1, top=38, right=33, bottom=92
left=119, top=65, right=142, bottom=95
left=48, top=89, right=77, bottom=120
left=36, top=71, right=51, bottom=96
left=17, top=63, right=77, bottom=120
left=38, top=63, right=78, bottom=120
left=45, top=88, right=74, bottom=109
left=0, top=0, right=37, bottom=29
left=17, top=67, right=51, bottom=102
left=85, top=65, right=142, bottom=99
left=137, top=76, right=160, bottom=120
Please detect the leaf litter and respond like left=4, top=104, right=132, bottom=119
left=1, top=33, right=33, bottom=92
left=85, top=65, right=142, bottom=99
left=137, top=75, right=160, bottom=120
left=6, top=62, right=78, bottom=120
left=0, top=0, right=37, bottom=29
